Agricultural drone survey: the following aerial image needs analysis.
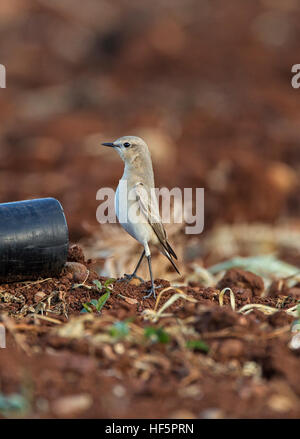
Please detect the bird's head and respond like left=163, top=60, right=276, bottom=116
left=102, top=136, right=149, bottom=163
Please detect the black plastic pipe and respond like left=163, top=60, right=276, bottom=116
left=0, top=198, right=69, bottom=282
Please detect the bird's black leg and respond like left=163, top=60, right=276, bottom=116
left=121, top=250, right=145, bottom=283
left=143, top=254, right=161, bottom=299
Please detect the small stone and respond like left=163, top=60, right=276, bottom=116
left=200, top=408, right=224, bottom=419
left=113, top=385, right=126, bottom=398
left=52, top=393, right=92, bottom=417
left=219, top=339, right=245, bottom=360
left=289, top=333, right=300, bottom=350
left=123, top=296, right=138, bottom=304
left=237, top=316, right=248, bottom=326
left=268, top=394, right=294, bottom=413
left=178, top=384, right=203, bottom=399
left=114, top=343, right=125, bottom=355
left=65, top=262, right=89, bottom=283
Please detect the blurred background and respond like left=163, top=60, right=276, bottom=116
left=1, top=0, right=300, bottom=277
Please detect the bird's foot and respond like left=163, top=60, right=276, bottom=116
left=117, top=273, right=145, bottom=284
left=142, top=284, right=162, bottom=300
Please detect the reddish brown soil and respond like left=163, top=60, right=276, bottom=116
left=1, top=1, right=300, bottom=420
left=1, top=246, right=299, bottom=419
left=0, top=1, right=300, bottom=241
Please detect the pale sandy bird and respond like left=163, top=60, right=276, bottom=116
left=102, top=135, right=179, bottom=298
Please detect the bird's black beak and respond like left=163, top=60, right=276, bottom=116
left=101, top=142, right=115, bottom=147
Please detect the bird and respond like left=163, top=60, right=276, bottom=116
left=102, top=135, right=180, bottom=299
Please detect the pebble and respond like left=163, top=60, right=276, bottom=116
left=289, top=333, right=300, bottom=350
left=268, top=394, right=294, bottom=413
left=219, top=339, right=245, bottom=359
left=200, top=408, right=225, bottom=419
left=65, top=262, right=89, bottom=283
left=52, top=393, right=92, bottom=416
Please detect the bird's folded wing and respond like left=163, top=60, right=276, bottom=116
left=134, top=182, right=179, bottom=269
left=134, top=182, right=167, bottom=242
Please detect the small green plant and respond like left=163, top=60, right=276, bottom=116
left=80, top=278, right=115, bottom=314
left=81, top=292, right=110, bottom=313
left=109, top=320, right=131, bottom=339
left=0, top=393, right=29, bottom=417
left=144, top=326, right=170, bottom=344
left=186, top=339, right=209, bottom=353
left=92, top=279, right=102, bottom=290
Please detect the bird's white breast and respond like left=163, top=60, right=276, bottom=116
left=115, top=179, right=153, bottom=246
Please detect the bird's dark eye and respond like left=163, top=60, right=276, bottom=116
left=123, top=142, right=131, bottom=148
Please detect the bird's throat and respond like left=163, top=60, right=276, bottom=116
left=124, top=153, right=155, bottom=187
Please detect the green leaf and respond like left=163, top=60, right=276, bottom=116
left=80, top=293, right=111, bottom=314
left=81, top=303, right=93, bottom=313
left=144, top=327, right=170, bottom=344
left=95, top=292, right=110, bottom=311
left=109, top=321, right=130, bottom=339
left=186, top=340, right=209, bottom=353
left=0, top=393, right=29, bottom=415
left=92, top=280, right=102, bottom=291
